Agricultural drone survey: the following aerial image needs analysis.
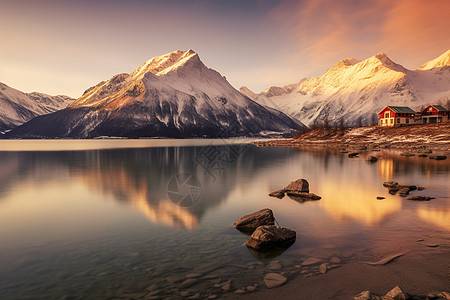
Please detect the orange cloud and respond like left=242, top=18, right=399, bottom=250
left=269, top=0, right=450, bottom=70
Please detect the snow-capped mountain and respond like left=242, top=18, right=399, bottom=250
left=7, top=50, right=300, bottom=138
left=244, top=50, right=450, bottom=127
left=0, top=82, right=74, bottom=132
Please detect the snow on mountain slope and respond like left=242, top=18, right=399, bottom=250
left=418, top=49, right=450, bottom=70
left=248, top=50, right=450, bottom=127
left=8, top=50, right=301, bottom=138
left=0, top=82, right=74, bottom=131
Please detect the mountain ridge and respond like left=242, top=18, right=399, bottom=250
left=0, top=82, right=74, bottom=132
left=6, top=50, right=302, bottom=138
left=245, top=50, right=450, bottom=127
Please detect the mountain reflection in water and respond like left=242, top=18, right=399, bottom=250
left=0, top=142, right=449, bottom=300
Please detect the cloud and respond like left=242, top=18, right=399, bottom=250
left=268, top=0, right=450, bottom=70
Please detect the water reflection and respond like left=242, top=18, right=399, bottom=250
left=0, top=145, right=292, bottom=230
left=0, top=143, right=449, bottom=300
left=417, top=207, right=450, bottom=230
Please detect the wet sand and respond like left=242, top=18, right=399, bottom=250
left=224, top=248, right=450, bottom=299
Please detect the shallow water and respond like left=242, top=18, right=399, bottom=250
left=0, top=141, right=449, bottom=299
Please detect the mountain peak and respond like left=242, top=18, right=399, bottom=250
left=132, top=49, right=201, bottom=78
left=418, top=49, right=450, bottom=70
left=363, top=53, right=406, bottom=72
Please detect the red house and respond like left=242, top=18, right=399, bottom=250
left=420, top=105, right=449, bottom=124
left=378, top=106, right=416, bottom=127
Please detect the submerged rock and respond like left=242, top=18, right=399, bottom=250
left=301, top=257, right=323, bottom=266
left=264, top=273, right=287, bottom=289
left=233, top=208, right=274, bottom=232
left=245, top=225, right=296, bottom=250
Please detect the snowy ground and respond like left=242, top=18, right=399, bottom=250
left=253, top=122, right=450, bottom=154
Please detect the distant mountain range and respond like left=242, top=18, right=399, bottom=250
left=240, top=49, right=450, bottom=127
left=2, top=49, right=449, bottom=138
left=0, top=82, right=73, bottom=132
left=5, top=50, right=300, bottom=138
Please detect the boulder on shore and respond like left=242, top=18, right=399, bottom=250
left=245, top=225, right=296, bottom=250
left=284, top=179, right=309, bottom=193
left=233, top=209, right=275, bottom=232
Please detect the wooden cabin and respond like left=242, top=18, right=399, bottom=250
left=420, top=105, right=449, bottom=124
left=378, top=106, right=416, bottom=127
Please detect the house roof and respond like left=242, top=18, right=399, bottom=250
left=431, top=105, right=449, bottom=111
left=378, top=106, right=416, bottom=115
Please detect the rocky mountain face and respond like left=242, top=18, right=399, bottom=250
left=241, top=50, right=450, bottom=127
left=7, top=50, right=301, bottom=138
left=0, top=82, right=73, bottom=132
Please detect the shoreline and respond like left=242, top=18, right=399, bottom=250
left=252, top=123, right=450, bottom=155
left=223, top=248, right=450, bottom=299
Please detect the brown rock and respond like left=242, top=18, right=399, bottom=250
left=354, top=291, right=381, bottom=300
left=406, top=195, right=434, bottom=201
left=284, top=179, right=309, bottom=193
left=383, top=181, right=398, bottom=188
left=429, top=155, right=447, bottom=160
left=367, top=156, right=378, bottom=162
left=384, top=286, right=408, bottom=300
left=233, top=208, right=275, bottom=232
left=264, top=273, right=287, bottom=288
left=269, top=189, right=285, bottom=199
left=245, top=225, right=296, bottom=250
left=286, top=191, right=321, bottom=200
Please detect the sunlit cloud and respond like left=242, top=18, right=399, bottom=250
left=269, top=0, right=450, bottom=72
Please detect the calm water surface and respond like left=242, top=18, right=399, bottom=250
left=0, top=140, right=449, bottom=299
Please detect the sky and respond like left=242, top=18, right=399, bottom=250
left=1, top=0, right=450, bottom=98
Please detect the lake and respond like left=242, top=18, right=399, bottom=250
left=0, top=140, right=449, bottom=299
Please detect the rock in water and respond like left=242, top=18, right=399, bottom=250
left=429, top=155, right=447, bottom=160
left=233, top=209, right=275, bottom=232
left=264, top=273, right=287, bottom=288
left=367, top=156, right=378, bottom=162
left=269, top=189, right=285, bottom=199
left=284, top=179, right=309, bottom=193
left=407, top=195, right=434, bottom=201
left=384, top=286, right=408, bottom=300
left=301, top=257, right=323, bottom=266
left=286, top=191, right=321, bottom=200
left=348, top=153, right=359, bottom=158
left=383, top=181, right=398, bottom=188
left=245, top=225, right=296, bottom=250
